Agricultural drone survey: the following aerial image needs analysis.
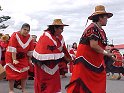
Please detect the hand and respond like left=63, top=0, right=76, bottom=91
left=29, top=59, right=32, bottom=63
left=13, top=60, right=19, bottom=64
left=103, top=50, right=113, bottom=57
left=64, top=56, right=73, bottom=62
left=111, top=56, right=122, bottom=62
left=104, top=50, right=117, bottom=61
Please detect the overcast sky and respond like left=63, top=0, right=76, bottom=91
left=0, top=0, right=124, bottom=45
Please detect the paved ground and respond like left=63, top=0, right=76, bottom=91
left=0, top=73, right=124, bottom=93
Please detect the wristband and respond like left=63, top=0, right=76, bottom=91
left=111, top=55, right=115, bottom=58
left=103, top=50, right=108, bottom=54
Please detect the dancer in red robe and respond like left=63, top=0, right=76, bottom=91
left=28, top=35, right=37, bottom=80
left=66, top=5, right=119, bottom=93
left=0, top=35, right=9, bottom=66
left=32, top=19, right=72, bottom=93
left=69, top=42, right=77, bottom=73
left=5, top=23, right=34, bottom=93
left=110, top=48, right=123, bottom=80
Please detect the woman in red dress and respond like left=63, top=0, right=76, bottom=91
left=110, top=48, right=123, bottom=80
left=0, top=34, right=9, bottom=66
left=69, top=42, right=77, bottom=73
left=28, top=35, right=37, bottom=80
left=32, top=19, right=72, bottom=93
left=5, top=23, right=34, bottom=93
left=66, top=5, right=118, bottom=93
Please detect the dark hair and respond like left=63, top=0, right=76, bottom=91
left=45, top=25, right=62, bottom=35
left=32, top=35, right=37, bottom=38
left=72, top=42, right=77, bottom=49
left=21, top=23, right=30, bottom=30
left=92, top=14, right=108, bottom=22
left=108, top=44, right=114, bottom=47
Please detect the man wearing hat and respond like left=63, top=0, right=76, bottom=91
left=32, top=19, right=72, bottom=93
left=66, top=5, right=119, bottom=93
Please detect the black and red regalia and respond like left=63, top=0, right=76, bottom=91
left=32, top=31, right=71, bottom=93
left=111, top=48, right=123, bottom=67
left=66, top=23, right=108, bottom=93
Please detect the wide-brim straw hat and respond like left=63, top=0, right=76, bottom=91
left=48, top=19, right=69, bottom=26
left=1, top=34, right=9, bottom=41
left=88, top=5, right=113, bottom=20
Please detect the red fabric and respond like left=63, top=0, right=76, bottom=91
left=33, top=31, right=70, bottom=93
left=6, top=66, right=28, bottom=80
left=112, top=50, right=123, bottom=67
left=33, top=42, right=37, bottom=48
left=67, top=63, right=106, bottom=93
left=29, top=62, right=34, bottom=73
left=5, top=31, right=34, bottom=80
left=28, top=42, right=37, bottom=74
left=67, top=23, right=106, bottom=93
left=0, top=41, right=8, bottom=48
left=0, top=41, right=9, bottom=66
left=69, top=48, right=77, bottom=73
left=35, top=31, right=62, bottom=54
left=58, top=44, right=71, bottom=75
left=34, top=64, right=61, bottom=93
left=58, top=61, right=68, bottom=75
left=69, top=61, right=73, bottom=73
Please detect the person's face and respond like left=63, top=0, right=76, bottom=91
left=73, top=43, right=77, bottom=49
left=20, top=27, right=30, bottom=36
left=54, top=26, right=64, bottom=36
left=99, top=15, right=108, bottom=26
left=32, top=35, right=37, bottom=42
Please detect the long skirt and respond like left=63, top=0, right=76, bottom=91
left=34, top=64, right=61, bottom=93
left=6, top=65, right=28, bottom=80
left=67, top=62, right=106, bottom=93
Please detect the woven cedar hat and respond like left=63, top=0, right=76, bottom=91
left=1, top=34, right=9, bottom=41
left=48, top=19, right=69, bottom=26
left=88, top=5, right=113, bottom=20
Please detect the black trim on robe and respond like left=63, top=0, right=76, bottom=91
left=74, top=57, right=104, bottom=73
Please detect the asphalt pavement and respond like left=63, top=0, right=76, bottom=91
left=0, top=73, right=124, bottom=93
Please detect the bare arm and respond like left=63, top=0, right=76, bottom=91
left=90, top=40, right=122, bottom=62
left=90, top=40, right=115, bottom=59
left=12, top=52, right=19, bottom=64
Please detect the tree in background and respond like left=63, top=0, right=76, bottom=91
left=0, top=6, right=11, bottom=30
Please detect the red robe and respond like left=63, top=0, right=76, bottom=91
left=29, top=42, right=37, bottom=73
left=111, top=49, right=123, bottom=67
left=0, top=40, right=9, bottom=66
left=33, top=31, right=70, bottom=93
left=69, top=48, right=77, bottom=73
left=67, top=23, right=107, bottom=93
left=5, top=31, right=34, bottom=80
